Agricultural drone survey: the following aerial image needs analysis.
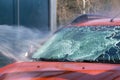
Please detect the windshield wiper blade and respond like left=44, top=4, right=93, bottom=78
left=40, top=58, right=61, bottom=61
left=33, top=54, right=71, bottom=62
left=33, top=57, right=72, bottom=62
left=75, top=59, right=98, bottom=63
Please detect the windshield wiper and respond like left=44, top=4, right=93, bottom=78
left=34, top=57, right=71, bottom=62
left=33, top=54, right=71, bottom=62
left=77, top=59, right=98, bottom=63
left=33, top=58, right=98, bottom=63
left=32, top=56, right=69, bottom=62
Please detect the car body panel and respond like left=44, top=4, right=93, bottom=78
left=1, top=14, right=120, bottom=80
left=0, top=62, right=120, bottom=80
left=69, top=18, right=120, bottom=27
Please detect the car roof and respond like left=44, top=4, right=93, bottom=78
left=69, top=14, right=120, bottom=27
left=73, top=18, right=120, bottom=26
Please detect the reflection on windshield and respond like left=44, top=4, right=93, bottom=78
left=32, top=26, right=120, bottom=63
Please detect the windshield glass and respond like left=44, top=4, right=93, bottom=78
left=32, top=26, right=120, bottom=63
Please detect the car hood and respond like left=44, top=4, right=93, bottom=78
left=0, top=62, right=120, bottom=80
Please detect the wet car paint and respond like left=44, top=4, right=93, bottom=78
left=1, top=16, right=120, bottom=80
left=0, top=62, right=120, bottom=80
left=70, top=18, right=120, bottom=27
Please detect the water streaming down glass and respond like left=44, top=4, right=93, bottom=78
left=32, top=26, right=120, bottom=63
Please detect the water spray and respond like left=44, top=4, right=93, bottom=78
left=0, top=25, right=48, bottom=63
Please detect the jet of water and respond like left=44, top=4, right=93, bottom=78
left=0, top=25, right=49, bottom=62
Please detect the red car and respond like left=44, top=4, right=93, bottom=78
left=1, top=14, right=120, bottom=80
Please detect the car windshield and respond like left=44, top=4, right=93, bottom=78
left=32, top=26, right=120, bottom=63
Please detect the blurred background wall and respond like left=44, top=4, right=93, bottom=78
left=0, top=0, right=120, bottom=30
left=0, top=0, right=50, bottom=31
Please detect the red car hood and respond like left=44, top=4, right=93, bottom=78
left=0, top=62, right=120, bottom=80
